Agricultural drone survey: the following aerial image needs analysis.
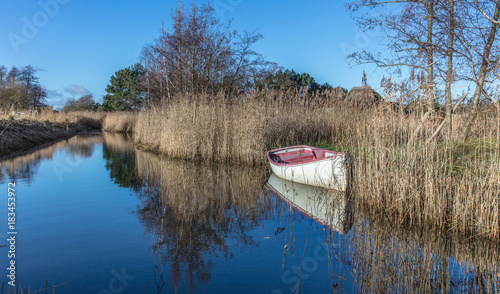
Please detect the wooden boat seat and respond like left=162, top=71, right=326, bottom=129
left=312, top=148, right=326, bottom=159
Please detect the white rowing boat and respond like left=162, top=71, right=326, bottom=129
left=266, top=145, right=348, bottom=191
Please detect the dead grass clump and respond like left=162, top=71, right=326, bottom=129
left=102, top=112, right=137, bottom=133
left=0, top=109, right=107, bottom=129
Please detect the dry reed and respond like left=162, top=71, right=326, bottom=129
left=0, top=109, right=106, bottom=127
left=133, top=89, right=500, bottom=240
left=102, top=112, right=137, bottom=133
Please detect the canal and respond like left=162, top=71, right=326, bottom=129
left=1, top=133, right=499, bottom=293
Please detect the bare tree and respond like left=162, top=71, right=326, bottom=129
left=347, top=1, right=439, bottom=110
left=141, top=1, right=275, bottom=103
left=0, top=65, right=46, bottom=111
left=348, top=0, right=500, bottom=142
left=458, top=1, right=500, bottom=140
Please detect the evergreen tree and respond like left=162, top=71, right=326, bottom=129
left=259, top=69, right=333, bottom=93
left=103, top=64, right=145, bottom=111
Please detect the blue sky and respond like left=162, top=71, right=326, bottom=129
left=1, top=0, right=381, bottom=109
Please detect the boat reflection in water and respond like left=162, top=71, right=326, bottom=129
left=266, top=173, right=353, bottom=234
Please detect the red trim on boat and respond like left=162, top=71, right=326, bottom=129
left=267, top=145, right=343, bottom=167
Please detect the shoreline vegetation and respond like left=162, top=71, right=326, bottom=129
left=132, top=91, right=500, bottom=241
left=0, top=111, right=102, bottom=161
left=1, top=89, right=498, bottom=241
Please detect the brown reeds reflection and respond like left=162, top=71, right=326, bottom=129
left=102, top=132, right=135, bottom=153
left=132, top=149, right=277, bottom=290
left=0, top=134, right=102, bottom=183
left=345, top=208, right=500, bottom=293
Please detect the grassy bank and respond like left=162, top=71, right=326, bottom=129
left=0, top=109, right=104, bottom=159
left=0, top=119, right=82, bottom=160
left=133, top=90, right=500, bottom=240
left=0, top=110, right=137, bottom=159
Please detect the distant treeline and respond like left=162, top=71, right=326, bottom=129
left=0, top=65, right=47, bottom=112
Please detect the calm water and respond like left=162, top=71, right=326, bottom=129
left=1, top=133, right=499, bottom=293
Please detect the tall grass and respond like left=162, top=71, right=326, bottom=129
left=134, top=90, right=500, bottom=240
left=0, top=109, right=106, bottom=129
left=0, top=109, right=139, bottom=133
left=102, top=112, right=137, bottom=133
left=134, top=90, right=341, bottom=165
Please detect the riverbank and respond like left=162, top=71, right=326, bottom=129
left=0, top=119, right=89, bottom=160
left=0, top=111, right=137, bottom=160
left=0, top=110, right=106, bottom=160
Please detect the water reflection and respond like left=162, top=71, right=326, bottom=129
left=132, top=149, right=277, bottom=291
left=2, top=133, right=498, bottom=293
left=98, top=135, right=500, bottom=293
left=266, top=173, right=353, bottom=234
left=102, top=132, right=141, bottom=190
left=0, top=134, right=101, bottom=183
left=344, top=210, right=500, bottom=293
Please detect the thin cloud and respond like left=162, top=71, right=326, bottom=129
left=64, top=84, right=92, bottom=97
left=46, top=89, right=63, bottom=98
left=46, top=97, right=67, bottom=110
left=33, top=67, right=46, bottom=72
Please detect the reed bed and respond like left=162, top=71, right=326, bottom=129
left=101, top=111, right=137, bottom=133
left=134, top=90, right=340, bottom=165
left=0, top=108, right=138, bottom=132
left=0, top=109, right=106, bottom=128
left=134, top=90, right=500, bottom=240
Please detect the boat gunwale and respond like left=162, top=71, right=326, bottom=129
left=266, top=145, right=344, bottom=167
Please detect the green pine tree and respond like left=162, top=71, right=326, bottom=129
left=103, top=63, right=145, bottom=111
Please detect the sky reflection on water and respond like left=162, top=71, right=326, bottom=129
left=0, top=133, right=499, bottom=293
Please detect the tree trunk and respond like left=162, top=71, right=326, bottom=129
left=461, top=2, right=500, bottom=141
left=444, top=0, right=455, bottom=140
left=426, top=0, right=436, bottom=114
left=426, top=92, right=468, bottom=144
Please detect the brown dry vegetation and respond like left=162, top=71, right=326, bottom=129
left=0, top=108, right=106, bottom=127
left=0, top=110, right=137, bottom=158
left=0, top=109, right=105, bottom=159
left=133, top=90, right=500, bottom=240
left=102, top=112, right=137, bottom=133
